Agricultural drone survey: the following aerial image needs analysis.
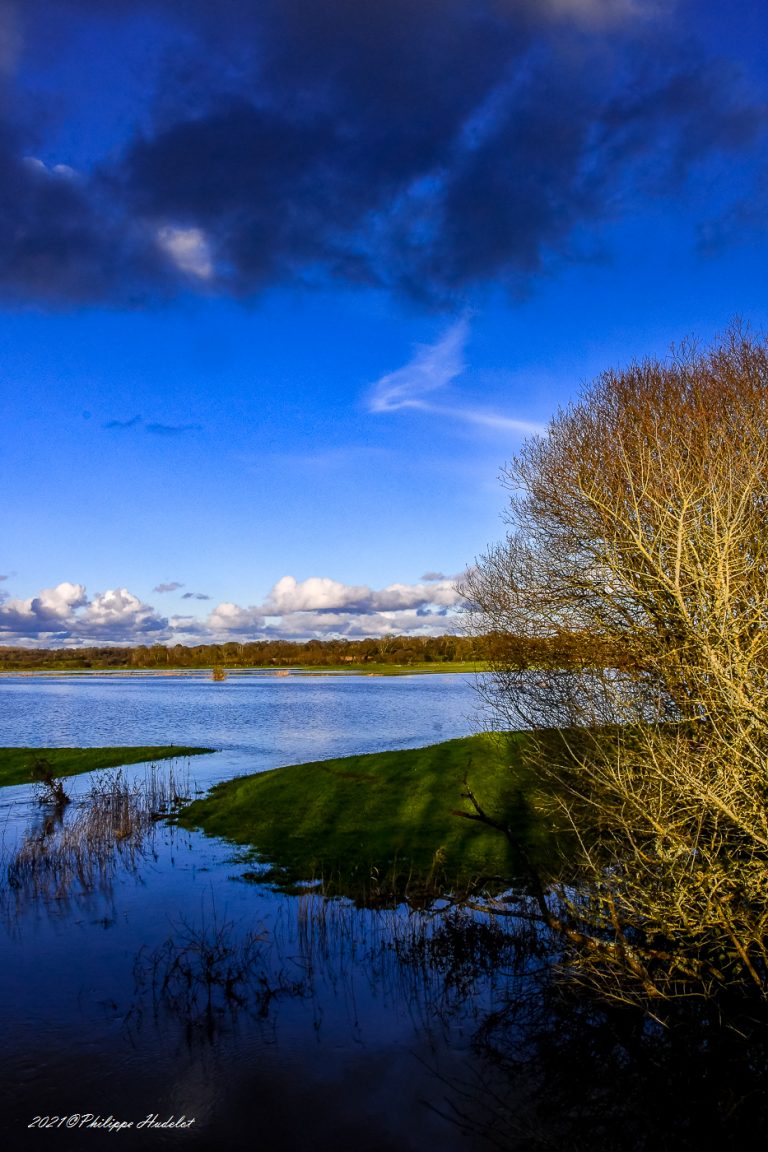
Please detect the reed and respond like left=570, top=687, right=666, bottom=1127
left=2, top=761, right=193, bottom=911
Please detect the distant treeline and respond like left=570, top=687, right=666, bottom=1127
left=0, top=632, right=636, bottom=671
left=0, top=634, right=483, bottom=670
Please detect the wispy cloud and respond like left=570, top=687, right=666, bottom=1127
left=154, top=582, right=184, bottom=594
left=368, top=320, right=546, bottom=435
left=369, top=318, right=470, bottom=415
left=182, top=591, right=211, bottom=601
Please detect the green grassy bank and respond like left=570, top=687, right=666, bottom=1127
left=178, top=732, right=556, bottom=900
left=0, top=746, right=215, bottom=789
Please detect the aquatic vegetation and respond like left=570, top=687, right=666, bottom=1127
left=2, top=762, right=193, bottom=914
left=29, top=756, right=71, bottom=811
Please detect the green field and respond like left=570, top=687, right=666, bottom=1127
left=178, top=732, right=558, bottom=900
left=0, top=746, right=215, bottom=788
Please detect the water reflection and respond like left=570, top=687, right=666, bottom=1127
left=4, top=674, right=765, bottom=1149
left=4, top=772, right=768, bottom=1151
left=129, top=903, right=307, bottom=1047
left=0, top=671, right=481, bottom=775
left=1, top=764, right=189, bottom=923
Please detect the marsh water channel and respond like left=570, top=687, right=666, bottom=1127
left=0, top=672, right=530, bottom=1151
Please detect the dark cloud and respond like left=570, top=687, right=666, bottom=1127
left=102, top=417, right=201, bottom=434
left=1, top=0, right=766, bottom=306
left=181, top=591, right=211, bottom=600
left=0, top=127, right=168, bottom=306
left=154, top=581, right=184, bottom=593
left=145, top=421, right=202, bottom=435
left=103, top=415, right=142, bottom=429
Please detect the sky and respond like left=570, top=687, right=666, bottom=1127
left=0, top=0, right=766, bottom=646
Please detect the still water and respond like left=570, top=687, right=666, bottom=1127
left=0, top=673, right=515, bottom=1151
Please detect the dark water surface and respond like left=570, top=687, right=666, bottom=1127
left=0, top=673, right=516, bottom=1151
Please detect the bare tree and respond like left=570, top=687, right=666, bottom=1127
left=463, top=326, right=768, bottom=1002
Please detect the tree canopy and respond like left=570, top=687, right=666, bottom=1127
left=465, top=326, right=768, bottom=1003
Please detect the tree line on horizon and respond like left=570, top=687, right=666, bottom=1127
left=0, top=634, right=480, bottom=670
left=0, top=631, right=635, bottom=672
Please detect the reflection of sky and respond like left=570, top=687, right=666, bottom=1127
left=0, top=673, right=487, bottom=777
left=0, top=780, right=513, bottom=1151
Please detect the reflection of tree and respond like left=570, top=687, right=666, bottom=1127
left=1, top=764, right=189, bottom=922
left=452, top=977, right=768, bottom=1151
left=129, top=903, right=307, bottom=1046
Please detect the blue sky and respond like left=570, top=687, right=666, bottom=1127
left=1, top=0, right=767, bottom=646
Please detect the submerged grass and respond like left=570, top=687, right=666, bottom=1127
left=3, top=762, right=194, bottom=914
left=178, top=732, right=558, bottom=901
left=0, top=745, right=215, bottom=789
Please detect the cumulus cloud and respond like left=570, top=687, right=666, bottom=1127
left=0, top=0, right=762, bottom=305
left=0, top=573, right=464, bottom=645
left=261, top=574, right=461, bottom=616
left=206, top=602, right=266, bottom=635
left=0, top=581, right=168, bottom=644
left=164, top=573, right=465, bottom=642
left=82, top=588, right=167, bottom=640
left=265, top=575, right=371, bottom=614
left=255, top=608, right=455, bottom=641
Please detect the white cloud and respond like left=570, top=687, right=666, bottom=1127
left=260, top=574, right=462, bottom=616
left=35, top=582, right=88, bottom=616
left=156, top=225, right=214, bottom=280
left=369, top=318, right=469, bottom=415
left=367, top=318, right=545, bottom=436
left=81, top=588, right=162, bottom=637
left=0, top=582, right=168, bottom=645
left=259, top=608, right=455, bottom=640
left=0, top=574, right=465, bottom=647
left=207, top=602, right=266, bottom=634
left=265, top=575, right=371, bottom=613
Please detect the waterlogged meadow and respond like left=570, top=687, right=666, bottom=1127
left=0, top=671, right=522, bottom=1151
left=3, top=671, right=767, bottom=1151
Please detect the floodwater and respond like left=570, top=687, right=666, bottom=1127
left=0, top=673, right=521, bottom=1151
